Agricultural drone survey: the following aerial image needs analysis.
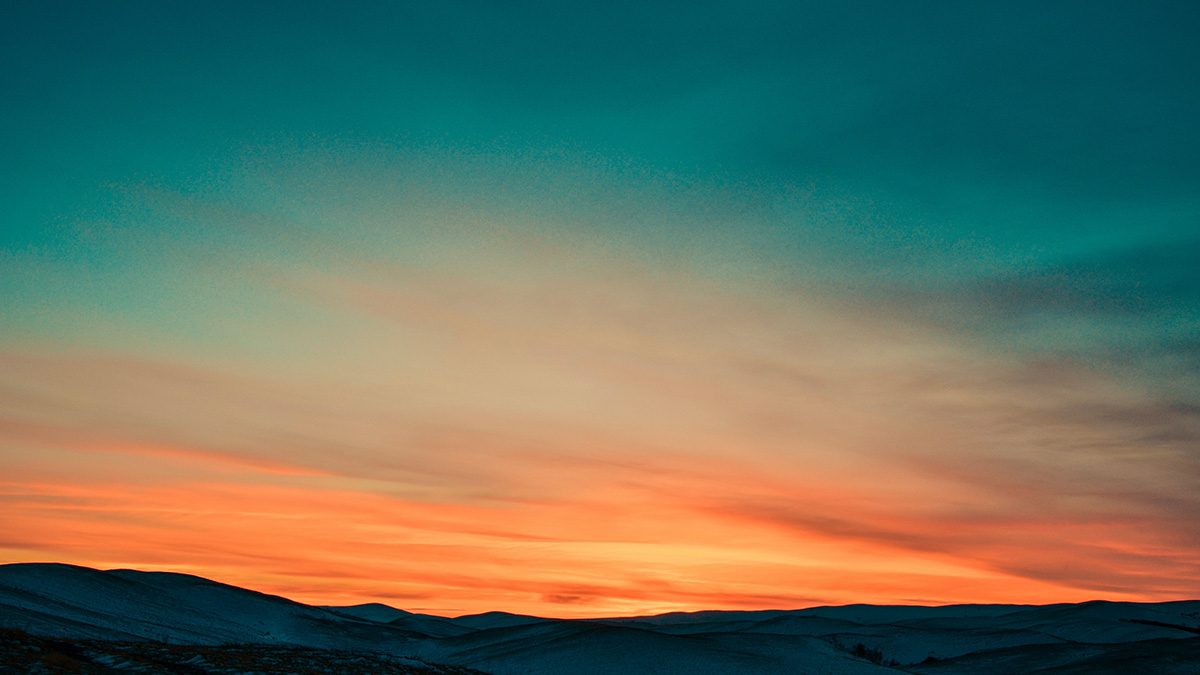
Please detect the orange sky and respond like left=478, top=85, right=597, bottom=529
left=2, top=227, right=1197, bottom=615
left=0, top=439, right=1141, bottom=617
left=4, top=1, right=1200, bottom=618
left=2, top=333, right=1193, bottom=617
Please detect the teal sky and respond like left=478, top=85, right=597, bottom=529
left=1, top=1, right=1198, bottom=613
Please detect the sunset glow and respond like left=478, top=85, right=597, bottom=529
left=2, top=1, right=1198, bottom=617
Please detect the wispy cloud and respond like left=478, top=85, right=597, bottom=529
left=2, top=0, right=1198, bottom=617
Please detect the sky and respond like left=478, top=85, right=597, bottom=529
left=1, top=1, right=1198, bottom=618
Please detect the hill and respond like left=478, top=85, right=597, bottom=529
left=2, top=563, right=1198, bottom=674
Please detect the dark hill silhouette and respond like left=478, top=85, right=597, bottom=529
left=2, top=563, right=1198, bottom=674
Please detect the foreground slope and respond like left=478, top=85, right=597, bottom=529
left=0, top=628, right=483, bottom=675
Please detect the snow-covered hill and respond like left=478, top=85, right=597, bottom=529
left=323, top=602, right=416, bottom=623
left=0, top=563, right=421, bottom=650
left=2, top=563, right=1197, bottom=674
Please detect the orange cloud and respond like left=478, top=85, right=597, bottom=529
left=0, top=426, right=1174, bottom=617
left=2, top=222, right=1198, bottom=617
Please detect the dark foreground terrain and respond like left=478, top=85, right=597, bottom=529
left=0, top=628, right=485, bottom=675
left=2, top=563, right=1198, bottom=674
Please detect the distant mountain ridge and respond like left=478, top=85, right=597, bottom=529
left=3, top=562, right=1199, bottom=674
left=322, top=602, right=416, bottom=623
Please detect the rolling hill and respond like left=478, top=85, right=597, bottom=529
left=2, top=562, right=1198, bottom=674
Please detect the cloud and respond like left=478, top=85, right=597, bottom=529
left=542, top=594, right=592, bottom=605
left=4, top=217, right=1200, bottom=610
left=967, top=239, right=1200, bottom=319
